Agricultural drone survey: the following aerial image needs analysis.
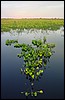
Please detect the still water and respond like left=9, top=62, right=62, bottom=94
left=1, top=28, right=64, bottom=99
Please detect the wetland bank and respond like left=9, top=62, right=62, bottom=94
left=1, top=18, right=64, bottom=99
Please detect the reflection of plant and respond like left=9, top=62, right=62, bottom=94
left=5, top=37, right=55, bottom=97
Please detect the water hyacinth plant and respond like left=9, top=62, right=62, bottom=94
left=5, top=36, right=55, bottom=97
left=5, top=39, right=18, bottom=45
left=21, top=89, right=43, bottom=97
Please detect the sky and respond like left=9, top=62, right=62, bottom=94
left=1, top=1, right=64, bottom=18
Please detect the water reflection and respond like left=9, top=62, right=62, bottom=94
left=1, top=27, right=64, bottom=99
left=2, top=26, right=64, bottom=38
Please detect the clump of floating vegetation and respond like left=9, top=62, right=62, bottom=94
left=5, top=36, right=55, bottom=97
left=5, top=39, right=18, bottom=45
left=14, top=43, right=22, bottom=48
left=21, top=89, right=43, bottom=97
left=1, top=18, right=64, bottom=32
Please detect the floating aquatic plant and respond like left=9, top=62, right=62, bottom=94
left=14, top=43, right=22, bottom=48
left=5, top=37, right=55, bottom=80
left=5, top=39, right=18, bottom=45
left=17, top=54, right=22, bottom=58
left=15, top=37, right=55, bottom=81
left=21, top=89, right=43, bottom=97
left=5, top=36, right=55, bottom=97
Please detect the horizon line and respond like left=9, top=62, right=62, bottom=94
left=1, top=17, right=64, bottom=19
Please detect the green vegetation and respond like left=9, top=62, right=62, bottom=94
left=19, top=38, right=55, bottom=80
left=14, top=43, right=22, bottom=48
left=21, top=89, right=43, bottom=97
left=5, top=36, right=55, bottom=97
left=5, top=37, right=55, bottom=79
left=5, top=39, right=18, bottom=45
left=1, top=18, right=64, bottom=32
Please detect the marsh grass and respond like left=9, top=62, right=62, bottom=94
left=1, top=18, right=64, bottom=32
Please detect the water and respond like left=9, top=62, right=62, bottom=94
left=1, top=28, right=64, bottom=99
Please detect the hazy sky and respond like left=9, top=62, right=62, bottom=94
left=1, top=1, right=64, bottom=18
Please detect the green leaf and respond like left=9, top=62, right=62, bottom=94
left=34, top=92, right=37, bottom=96
left=29, top=72, right=32, bottom=76
left=25, top=92, right=29, bottom=96
left=48, top=52, right=52, bottom=56
left=36, top=72, right=39, bottom=76
left=36, top=67, right=39, bottom=70
left=39, top=70, right=43, bottom=73
left=39, top=90, right=43, bottom=94
left=25, top=68, right=29, bottom=71
left=31, top=75, right=34, bottom=79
